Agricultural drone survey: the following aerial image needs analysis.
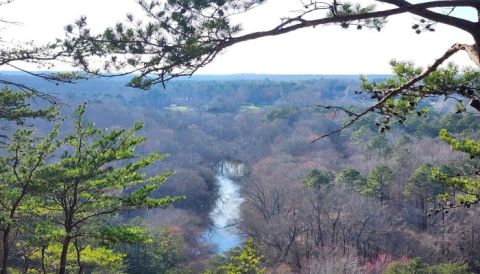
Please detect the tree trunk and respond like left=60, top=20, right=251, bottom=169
left=1, top=227, right=10, bottom=274
left=466, top=40, right=480, bottom=111
left=74, top=240, right=83, bottom=274
left=41, top=246, right=47, bottom=274
left=58, top=235, right=71, bottom=274
left=0, top=232, right=3, bottom=273
left=464, top=43, right=480, bottom=68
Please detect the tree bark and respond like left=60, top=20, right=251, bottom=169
left=463, top=44, right=480, bottom=68
left=41, top=246, right=47, bottom=274
left=1, top=227, right=10, bottom=274
left=58, top=235, right=71, bottom=274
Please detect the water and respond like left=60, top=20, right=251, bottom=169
left=215, top=161, right=246, bottom=179
left=206, top=164, right=245, bottom=253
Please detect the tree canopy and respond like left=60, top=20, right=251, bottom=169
left=64, top=0, right=480, bottom=88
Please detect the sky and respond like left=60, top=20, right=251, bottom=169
left=0, top=0, right=477, bottom=75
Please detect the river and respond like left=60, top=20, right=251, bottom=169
left=205, top=161, right=245, bottom=253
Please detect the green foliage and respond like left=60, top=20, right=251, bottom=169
left=124, top=227, right=187, bottom=274
left=33, top=104, right=181, bottom=273
left=80, top=245, right=126, bottom=272
left=405, top=164, right=444, bottom=203
left=350, top=125, right=373, bottom=143
left=0, top=87, right=57, bottom=126
left=431, top=129, right=480, bottom=204
left=29, top=243, right=126, bottom=273
left=439, top=129, right=480, bottom=156
left=64, top=0, right=266, bottom=88
left=206, top=238, right=265, bottom=274
left=366, top=134, right=392, bottom=157
left=363, top=165, right=393, bottom=202
left=384, top=258, right=472, bottom=274
left=335, top=168, right=365, bottom=190
left=0, top=104, right=180, bottom=273
left=426, top=263, right=472, bottom=274
left=98, top=225, right=152, bottom=245
left=326, top=2, right=384, bottom=31
left=302, top=169, right=334, bottom=190
left=0, top=124, right=60, bottom=273
left=360, top=61, right=480, bottom=132
left=0, top=124, right=60, bottom=255
left=265, top=107, right=298, bottom=122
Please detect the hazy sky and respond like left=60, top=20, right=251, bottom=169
left=0, top=0, right=477, bottom=74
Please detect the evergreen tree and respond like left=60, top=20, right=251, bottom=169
left=364, top=166, right=394, bottom=203
left=206, top=238, right=265, bottom=274
left=335, top=168, right=366, bottom=191
left=65, top=1, right=480, bottom=91
left=36, top=105, right=181, bottom=274
left=0, top=105, right=181, bottom=273
left=0, top=88, right=57, bottom=127
left=366, top=135, right=392, bottom=157
left=124, top=227, right=186, bottom=274
left=432, top=130, right=480, bottom=208
left=0, top=125, right=59, bottom=274
left=302, top=169, right=334, bottom=190
left=405, top=164, right=444, bottom=212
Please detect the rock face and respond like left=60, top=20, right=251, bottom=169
left=215, top=161, right=246, bottom=178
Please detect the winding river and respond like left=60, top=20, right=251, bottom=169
left=205, top=161, right=246, bottom=253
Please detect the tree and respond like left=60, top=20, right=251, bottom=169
left=384, top=258, right=472, bottom=274
left=0, top=105, right=181, bottom=273
left=0, top=88, right=57, bottom=134
left=60, top=1, right=480, bottom=205
left=366, top=134, right=392, bottom=157
left=364, top=165, right=393, bottom=203
left=432, top=130, right=480, bottom=208
left=65, top=0, right=480, bottom=97
left=302, top=169, right=334, bottom=190
left=124, top=227, right=186, bottom=274
left=0, top=126, right=59, bottom=274
left=36, top=104, right=181, bottom=274
left=405, top=164, right=444, bottom=219
left=206, top=238, right=265, bottom=274
left=0, top=0, right=87, bottom=141
left=335, top=168, right=365, bottom=190
left=0, top=86, right=58, bottom=142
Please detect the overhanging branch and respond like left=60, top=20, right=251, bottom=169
left=311, top=42, right=469, bottom=143
left=378, top=0, right=479, bottom=31
left=225, top=1, right=479, bottom=48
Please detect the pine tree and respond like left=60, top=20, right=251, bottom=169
left=1, top=104, right=181, bottom=273
left=0, top=125, right=59, bottom=274
left=36, top=105, right=181, bottom=274
left=335, top=168, right=366, bottom=191
left=364, top=166, right=394, bottom=204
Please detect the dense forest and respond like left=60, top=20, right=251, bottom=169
left=1, top=73, right=479, bottom=273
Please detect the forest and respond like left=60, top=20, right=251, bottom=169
left=1, top=72, right=479, bottom=273
left=2, top=0, right=480, bottom=273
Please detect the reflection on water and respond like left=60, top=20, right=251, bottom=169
left=206, top=174, right=244, bottom=253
